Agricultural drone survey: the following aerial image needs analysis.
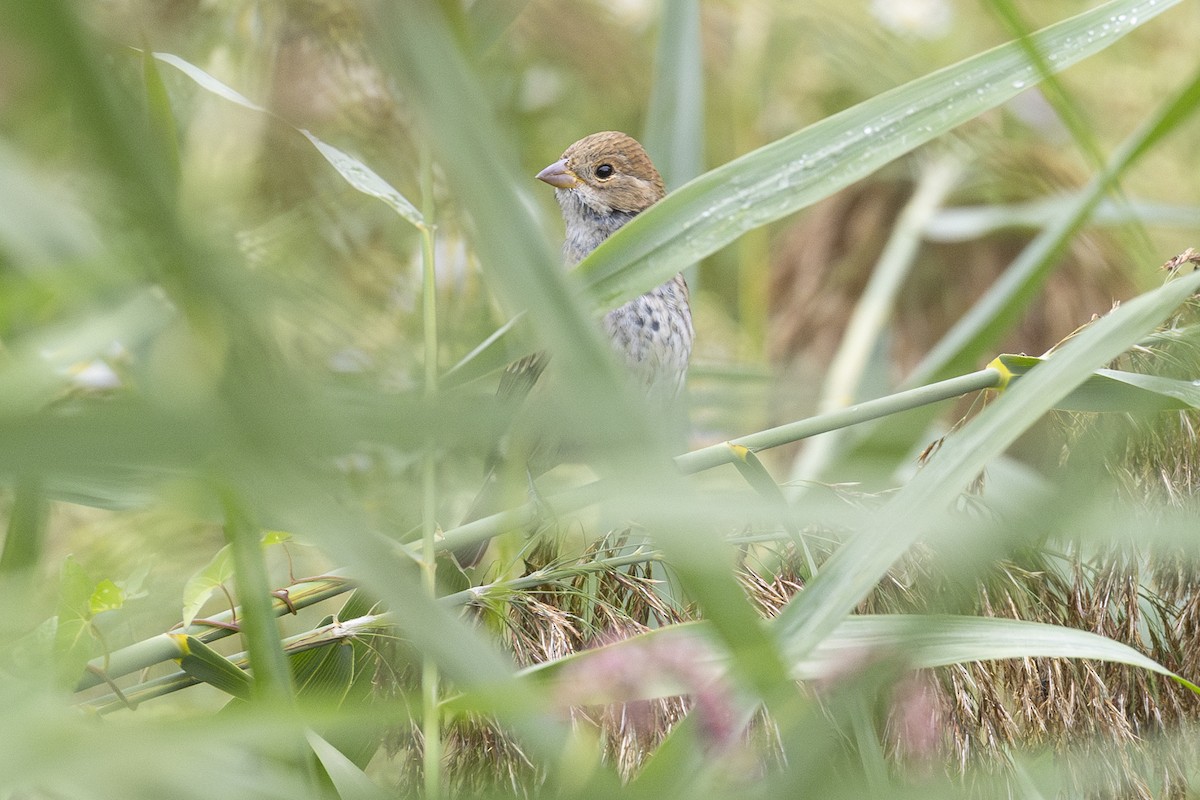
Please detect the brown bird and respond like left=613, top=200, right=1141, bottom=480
left=455, top=131, right=693, bottom=566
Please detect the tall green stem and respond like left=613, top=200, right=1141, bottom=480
left=418, top=141, right=442, bottom=800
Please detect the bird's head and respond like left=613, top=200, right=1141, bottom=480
left=535, top=131, right=665, bottom=216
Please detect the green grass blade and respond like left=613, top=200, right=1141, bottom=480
left=773, top=269, right=1200, bottom=660
left=577, top=0, right=1178, bottom=310
left=984, top=0, right=1107, bottom=172
left=152, top=51, right=427, bottom=231
left=151, top=51, right=267, bottom=112
left=220, top=490, right=295, bottom=705
left=816, top=616, right=1198, bottom=691
left=518, top=614, right=1199, bottom=701
left=907, top=61, right=1200, bottom=387
left=307, top=731, right=391, bottom=800
left=301, top=131, right=424, bottom=229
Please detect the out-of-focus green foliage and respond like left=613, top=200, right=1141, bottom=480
left=2, top=0, right=1200, bottom=798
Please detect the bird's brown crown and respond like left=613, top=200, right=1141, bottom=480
left=549, top=131, right=665, bottom=214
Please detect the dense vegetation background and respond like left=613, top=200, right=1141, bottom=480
left=2, top=0, right=1200, bottom=797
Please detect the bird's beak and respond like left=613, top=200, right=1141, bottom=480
left=535, top=158, right=580, bottom=189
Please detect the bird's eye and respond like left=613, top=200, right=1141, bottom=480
left=595, top=164, right=615, bottom=180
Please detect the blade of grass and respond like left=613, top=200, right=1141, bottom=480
left=772, top=269, right=1200, bottom=663
left=307, top=731, right=392, bottom=800
left=219, top=489, right=295, bottom=705
left=817, top=60, right=1200, bottom=486
left=984, top=0, right=1106, bottom=172
left=518, top=613, right=1199, bottom=702
left=908, top=62, right=1200, bottom=387
left=575, top=0, right=1179, bottom=311
left=153, top=51, right=427, bottom=232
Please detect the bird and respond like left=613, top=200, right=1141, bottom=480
left=454, top=131, right=694, bottom=567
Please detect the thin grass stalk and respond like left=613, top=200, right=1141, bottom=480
left=986, top=0, right=1106, bottom=170
left=419, top=141, right=443, bottom=799
left=76, top=572, right=353, bottom=692
left=83, top=550, right=665, bottom=713
left=433, top=368, right=1000, bottom=557
left=675, top=368, right=1003, bottom=474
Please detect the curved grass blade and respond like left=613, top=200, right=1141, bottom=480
left=152, top=52, right=425, bottom=230
left=907, top=61, right=1200, bottom=387
left=773, top=269, right=1200, bottom=661
left=307, top=731, right=391, bottom=800
left=300, top=131, right=424, bottom=229
left=517, top=614, right=1199, bottom=703
left=576, top=0, right=1179, bottom=310
left=151, top=51, right=266, bottom=113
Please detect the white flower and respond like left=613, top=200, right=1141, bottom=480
left=69, top=359, right=121, bottom=390
left=870, top=0, right=953, bottom=40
